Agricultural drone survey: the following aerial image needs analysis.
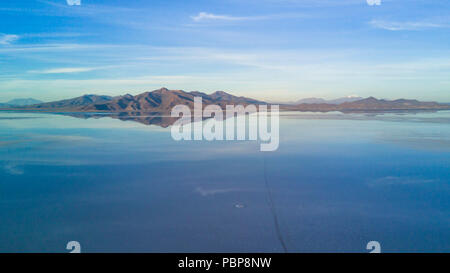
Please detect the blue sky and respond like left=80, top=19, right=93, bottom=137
left=0, top=0, right=449, bottom=102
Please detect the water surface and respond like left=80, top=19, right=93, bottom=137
left=0, top=110, right=449, bottom=252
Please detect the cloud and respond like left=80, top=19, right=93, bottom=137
left=2, top=44, right=450, bottom=102
left=0, top=34, right=19, bottom=45
left=191, top=12, right=284, bottom=22
left=190, top=12, right=308, bottom=25
left=28, top=67, right=99, bottom=74
left=369, top=20, right=445, bottom=31
left=0, top=43, right=125, bottom=53
left=23, top=32, right=90, bottom=38
left=40, top=0, right=135, bottom=15
left=66, top=0, right=81, bottom=6
left=191, top=12, right=268, bottom=22
left=366, top=0, right=381, bottom=6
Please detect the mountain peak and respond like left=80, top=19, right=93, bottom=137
left=358, top=96, right=383, bottom=103
left=157, top=87, right=170, bottom=92
left=209, top=90, right=235, bottom=100
left=82, top=94, right=97, bottom=99
left=211, top=91, right=228, bottom=95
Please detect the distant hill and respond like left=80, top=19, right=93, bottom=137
left=8, top=88, right=450, bottom=113
left=327, top=96, right=364, bottom=104
left=7, top=98, right=43, bottom=106
left=286, top=96, right=363, bottom=105
left=31, top=95, right=113, bottom=109
left=284, top=97, right=450, bottom=112
left=0, top=98, right=43, bottom=108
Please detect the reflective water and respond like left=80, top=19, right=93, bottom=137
left=0, top=110, right=449, bottom=252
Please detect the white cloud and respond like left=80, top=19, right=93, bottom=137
left=190, top=12, right=307, bottom=23
left=29, top=67, right=98, bottom=74
left=66, top=0, right=81, bottom=6
left=24, top=32, right=89, bottom=38
left=0, top=43, right=125, bottom=53
left=191, top=12, right=267, bottom=22
left=366, top=0, right=381, bottom=6
left=370, top=20, right=445, bottom=31
left=0, top=34, right=20, bottom=45
left=2, top=44, right=450, bottom=101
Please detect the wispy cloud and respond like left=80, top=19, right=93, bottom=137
left=0, top=34, right=20, bottom=45
left=39, top=0, right=136, bottom=16
left=23, top=32, right=90, bottom=38
left=369, top=19, right=446, bottom=31
left=0, top=43, right=126, bottom=53
left=2, top=44, right=450, bottom=101
left=28, top=67, right=99, bottom=74
left=66, top=0, right=81, bottom=6
left=190, top=12, right=307, bottom=22
left=366, top=0, right=381, bottom=6
left=191, top=12, right=268, bottom=22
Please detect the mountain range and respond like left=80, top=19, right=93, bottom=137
left=292, top=96, right=364, bottom=105
left=270, top=96, right=364, bottom=105
left=7, top=88, right=264, bottom=113
left=2, top=88, right=449, bottom=113
left=283, top=97, right=450, bottom=112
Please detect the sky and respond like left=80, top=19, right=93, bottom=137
left=0, top=0, right=449, bottom=102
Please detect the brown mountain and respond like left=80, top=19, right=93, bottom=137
left=86, top=88, right=265, bottom=112
left=84, top=88, right=201, bottom=112
left=10, top=88, right=450, bottom=113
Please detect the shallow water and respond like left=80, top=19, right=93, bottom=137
left=0, top=110, right=449, bottom=252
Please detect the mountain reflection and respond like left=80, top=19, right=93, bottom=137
left=58, top=109, right=445, bottom=128
left=60, top=112, right=189, bottom=128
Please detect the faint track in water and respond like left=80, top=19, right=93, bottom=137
left=263, top=155, right=288, bottom=253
